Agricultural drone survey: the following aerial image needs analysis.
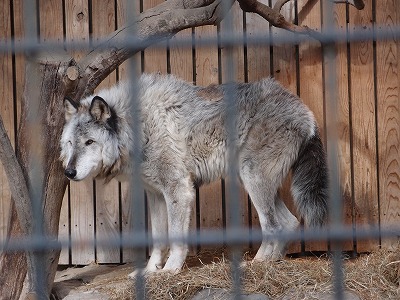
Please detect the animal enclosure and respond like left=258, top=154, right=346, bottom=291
left=0, top=0, right=399, bottom=269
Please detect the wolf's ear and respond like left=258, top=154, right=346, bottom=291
left=64, top=97, right=79, bottom=121
left=90, top=96, right=111, bottom=123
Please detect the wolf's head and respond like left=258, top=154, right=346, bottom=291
left=60, top=96, right=121, bottom=181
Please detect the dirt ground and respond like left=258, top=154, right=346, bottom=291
left=52, top=248, right=400, bottom=300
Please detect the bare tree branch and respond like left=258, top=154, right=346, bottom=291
left=274, top=0, right=365, bottom=12
left=238, top=0, right=365, bottom=42
left=0, top=116, right=32, bottom=235
left=332, top=0, right=365, bottom=10
left=73, top=0, right=235, bottom=99
left=238, top=0, right=324, bottom=40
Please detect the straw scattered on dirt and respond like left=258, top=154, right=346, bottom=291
left=66, top=247, right=400, bottom=300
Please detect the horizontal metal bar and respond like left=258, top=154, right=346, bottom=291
left=0, top=25, right=399, bottom=55
left=1, top=225, right=398, bottom=253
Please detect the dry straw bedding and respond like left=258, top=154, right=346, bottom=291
left=86, top=248, right=400, bottom=300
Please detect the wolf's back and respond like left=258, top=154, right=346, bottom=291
left=291, top=129, right=328, bottom=227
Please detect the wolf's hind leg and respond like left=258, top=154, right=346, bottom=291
left=241, top=166, right=297, bottom=261
left=271, top=196, right=300, bottom=256
left=241, top=176, right=283, bottom=260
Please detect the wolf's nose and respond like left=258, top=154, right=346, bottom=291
left=65, top=168, right=77, bottom=179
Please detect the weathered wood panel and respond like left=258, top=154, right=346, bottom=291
left=91, top=0, right=121, bottom=264
left=244, top=1, right=271, bottom=251
left=0, top=0, right=14, bottom=243
left=194, top=23, right=224, bottom=250
left=298, top=0, right=327, bottom=253
left=349, top=0, right=380, bottom=252
left=271, top=0, right=301, bottom=254
left=220, top=2, right=250, bottom=245
left=64, top=0, right=95, bottom=265
left=169, top=28, right=198, bottom=253
left=376, top=0, right=400, bottom=250
left=333, top=1, right=355, bottom=252
left=38, top=0, right=69, bottom=264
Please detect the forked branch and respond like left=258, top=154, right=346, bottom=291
left=238, top=0, right=365, bottom=41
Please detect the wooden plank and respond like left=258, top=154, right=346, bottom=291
left=116, top=0, right=143, bottom=263
left=143, top=0, right=167, bottom=74
left=12, top=0, right=24, bottom=126
left=141, top=0, right=168, bottom=260
left=270, top=0, right=301, bottom=254
left=91, top=0, right=121, bottom=264
left=245, top=1, right=272, bottom=250
left=219, top=3, right=250, bottom=246
left=298, top=0, right=327, bottom=253
left=332, top=1, right=355, bottom=252
left=39, top=0, right=64, bottom=43
left=245, top=4, right=271, bottom=82
left=376, top=0, right=400, bottom=250
left=38, top=0, right=68, bottom=263
left=169, top=28, right=198, bottom=254
left=194, top=24, right=224, bottom=250
left=0, top=0, right=14, bottom=244
left=349, top=0, right=379, bottom=252
left=59, top=190, right=70, bottom=264
left=65, top=0, right=95, bottom=264
left=271, top=1, right=297, bottom=93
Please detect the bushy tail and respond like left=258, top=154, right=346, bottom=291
left=291, top=129, right=329, bottom=227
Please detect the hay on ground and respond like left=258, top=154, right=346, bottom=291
left=80, top=247, right=400, bottom=300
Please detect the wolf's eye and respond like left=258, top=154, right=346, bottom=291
left=85, top=139, right=94, bottom=146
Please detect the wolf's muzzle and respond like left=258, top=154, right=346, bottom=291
left=64, top=168, right=77, bottom=180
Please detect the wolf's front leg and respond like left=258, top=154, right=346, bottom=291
left=128, top=192, right=168, bottom=279
left=162, top=179, right=195, bottom=272
left=145, top=192, right=169, bottom=271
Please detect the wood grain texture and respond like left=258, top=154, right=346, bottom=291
left=65, top=0, right=95, bottom=265
left=116, top=0, right=143, bottom=263
left=169, top=28, right=198, bottom=254
left=195, top=24, right=224, bottom=250
left=298, top=0, right=327, bottom=253
left=143, top=0, right=168, bottom=74
left=219, top=3, right=250, bottom=248
left=59, top=191, right=70, bottom=264
left=38, top=0, right=69, bottom=264
left=271, top=0, right=301, bottom=254
left=332, top=1, right=354, bottom=252
left=0, top=0, right=14, bottom=245
left=91, top=0, right=121, bottom=264
left=349, top=0, right=379, bottom=252
left=244, top=1, right=271, bottom=250
left=12, top=0, right=24, bottom=126
left=245, top=2, right=271, bottom=82
left=376, top=0, right=400, bottom=250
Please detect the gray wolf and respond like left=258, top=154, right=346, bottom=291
left=60, top=73, right=328, bottom=277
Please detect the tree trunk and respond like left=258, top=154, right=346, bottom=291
left=0, top=53, right=73, bottom=299
left=0, top=202, right=27, bottom=300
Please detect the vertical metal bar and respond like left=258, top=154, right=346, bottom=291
left=221, top=2, right=242, bottom=299
left=322, top=1, right=344, bottom=299
left=126, top=1, right=146, bottom=298
left=23, top=0, right=47, bottom=297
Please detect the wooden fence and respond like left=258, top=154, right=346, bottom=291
left=0, top=0, right=399, bottom=265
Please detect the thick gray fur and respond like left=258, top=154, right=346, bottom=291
left=60, top=73, right=328, bottom=276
